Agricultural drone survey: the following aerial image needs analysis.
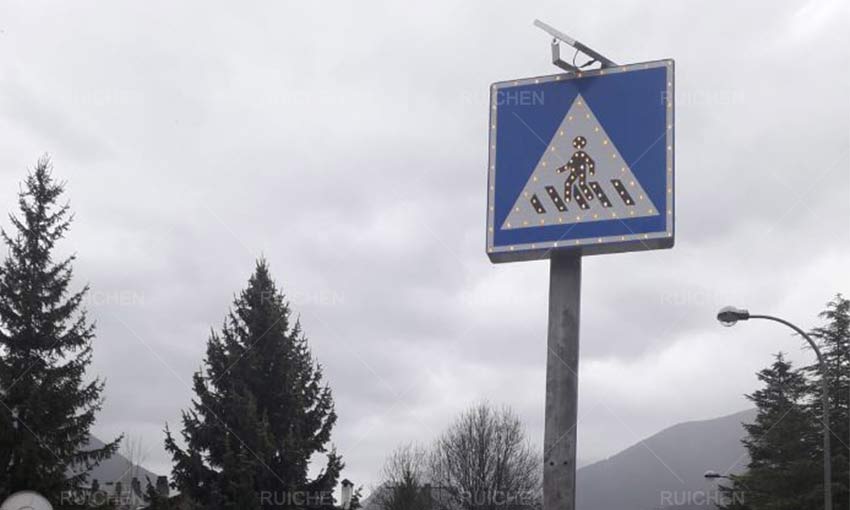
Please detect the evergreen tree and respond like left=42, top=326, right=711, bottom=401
left=143, top=476, right=174, bottom=510
left=719, top=354, right=821, bottom=509
left=0, top=156, right=120, bottom=504
left=347, top=486, right=363, bottom=510
left=806, top=295, right=850, bottom=508
left=165, top=260, right=343, bottom=509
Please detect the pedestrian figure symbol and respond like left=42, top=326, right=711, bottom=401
left=501, top=94, right=659, bottom=230
left=560, top=136, right=601, bottom=210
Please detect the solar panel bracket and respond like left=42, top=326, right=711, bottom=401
left=534, top=19, right=617, bottom=73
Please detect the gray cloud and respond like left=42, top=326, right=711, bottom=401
left=1, top=0, right=848, bottom=491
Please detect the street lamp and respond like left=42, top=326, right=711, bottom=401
left=716, top=306, right=833, bottom=510
left=703, top=470, right=731, bottom=481
left=716, top=306, right=749, bottom=326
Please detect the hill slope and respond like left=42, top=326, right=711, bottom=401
left=360, top=409, right=754, bottom=510
left=576, top=408, right=755, bottom=510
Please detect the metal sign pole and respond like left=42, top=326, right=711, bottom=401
left=543, top=251, right=581, bottom=510
left=487, top=20, right=674, bottom=509
left=535, top=20, right=603, bottom=510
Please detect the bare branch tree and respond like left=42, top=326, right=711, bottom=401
left=375, top=444, right=431, bottom=510
left=429, top=403, right=541, bottom=510
left=119, top=434, right=150, bottom=507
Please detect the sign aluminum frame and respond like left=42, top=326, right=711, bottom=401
left=486, top=59, right=675, bottom=263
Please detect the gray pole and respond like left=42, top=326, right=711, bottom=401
left=543, top=251, right=581, bottom=510
left=749, top=314, right=833, bottom=510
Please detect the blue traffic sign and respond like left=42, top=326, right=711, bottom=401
left=486, top=60, right=674, bottom=263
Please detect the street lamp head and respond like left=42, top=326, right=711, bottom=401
left=717, top=306, right=750, bottom=327
left=704, top=470, right=722, bottom=479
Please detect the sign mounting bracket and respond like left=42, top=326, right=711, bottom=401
left=534, top=19, right=617, bottom=72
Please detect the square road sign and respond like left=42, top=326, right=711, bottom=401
left=486, top=59, right=674, bottom=263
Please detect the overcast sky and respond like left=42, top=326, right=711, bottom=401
left=1, top=0, right=848, bottom=494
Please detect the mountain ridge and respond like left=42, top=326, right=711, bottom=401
left=576, top=408, right=755, bottom=510
left=360, top=408, right=755, bottom=510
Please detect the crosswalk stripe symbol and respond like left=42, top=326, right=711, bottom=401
left=501, top=93, right=659, bottom=230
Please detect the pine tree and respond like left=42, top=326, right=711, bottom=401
left=719, top=354, right=821, bottom=509
left=0, top=156, right=120, bottom=504
left=347, top=486, right=363, bottom=510
left=143, top=477, right=174, bottom=510
left=806, top=295, right=850, bottom=508
left=165, top=260, right=343, bottom=509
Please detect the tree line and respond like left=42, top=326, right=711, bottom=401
left=1, top=157, right=847, bottom=510
left=718, top=296, right=849, bottom=509
left=0, top=158, right=361, bottom=509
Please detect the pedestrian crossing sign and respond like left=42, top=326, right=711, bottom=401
left=486, top=60, right=675, bottom=263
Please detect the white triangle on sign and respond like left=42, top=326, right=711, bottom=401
left=502, top=94, right=659, bottom=230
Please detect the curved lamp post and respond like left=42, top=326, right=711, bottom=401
left=716, top=306, right=832, bottom=510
